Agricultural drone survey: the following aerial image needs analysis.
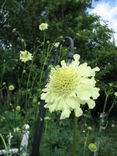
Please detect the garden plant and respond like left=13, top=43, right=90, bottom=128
left=0, top=0, right=117, bottom=156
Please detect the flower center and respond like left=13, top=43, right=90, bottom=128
left=22, top=52, right=28, bottom=58
left=50, top=66, right=79, bottom=95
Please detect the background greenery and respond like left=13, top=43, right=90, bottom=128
left=0, top=0, right=117, bottom=155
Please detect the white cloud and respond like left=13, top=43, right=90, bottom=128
left=90, top=1, right=117, bottom=45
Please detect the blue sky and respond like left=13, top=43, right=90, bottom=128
left=92, top=0, right=117, bottom=7
left=89, top=0, right=117, bottom=45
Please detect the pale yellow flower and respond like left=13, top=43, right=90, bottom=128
left=114, top=92, right=117, bottom=97
left=9, top=85, right=15, bottom=91
left=20, top=50, right=33, bottom=63
left=88, top=143, right=97, bottom=152
left=41, top=54, right=100, bottom=119
left=23, top=69, right=26, bottom=73
left=44, top=116, right=51, bottom=120
left=87, top=126, right=92, bottom=130
left=2, top=82, right=6, bottom=85
left=39, top=23, right=48, bottom=31
left=109, top=83, right=113, bottom=87
left=54, top=42, right=60, bottom=48
left=12, top=28, right=16, bottom=33
left=32, top=97, right=37, bottom=104
left=111, top=124, right=115, bottom=127
left=16, top=106, right=21, bottom=111
left=13, top=127, right=21, bottom=133
left=0, top=116, right=5, bottom=122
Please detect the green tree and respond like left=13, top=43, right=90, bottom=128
left=0, top=0, right=112, bottom=51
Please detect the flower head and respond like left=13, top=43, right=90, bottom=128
left=13, top=127, right=21, bottom=133
left=16, top=106, right=21, bottom=111
left=88, top=143, right=97, bottom=152
left=87, top=126, right=92, bottom=131
left=2, top=82, right=6, bottom=85
left=9, top=85, right=15, bottom=91
left=41, top=54, right=100, bottom=119
left=39, top=23, right=48, bottom=31
left=44, top=116, right=51, bottom=120
left=111, top=124, right=115, bottom=127
left=20, top=50, right=33, bottom=63
left=32, top=97, right=38, bottom=104
left=114, top=92, right=117, bottom=97
left=0, top=116, right=5, bottom=122
left=12, top=28, right=16, bottom=33
left=54, top=42, right=60, bottom=48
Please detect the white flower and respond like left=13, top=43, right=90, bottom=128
left=20, top=50, right=33, bottom=63
left=41, top=54, right=100, bottom=119
left=39, top=23, right=48, bottom=31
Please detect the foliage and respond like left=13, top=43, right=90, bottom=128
left=0, top=0, right=117, bottom=155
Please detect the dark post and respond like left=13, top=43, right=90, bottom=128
left=31, top=37, right=74, bottom=156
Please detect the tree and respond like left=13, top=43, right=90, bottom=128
left=0, top=0, right=112, bottom=51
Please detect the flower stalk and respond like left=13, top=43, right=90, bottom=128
left=108, top=94, right=117, bottom=114
left=102, top=92, right=109, bottom=113
left=72, top=116, right=78, bottom=156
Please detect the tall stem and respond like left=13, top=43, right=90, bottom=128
left=108, top=96, right=116, bottom=114
left=103, top=93, right=109, bottom=113
left=83, top=131, right=89, bottom=156
left=0, top=133, right=8, bottom=156
left=72, top=116, right=78, bottom=156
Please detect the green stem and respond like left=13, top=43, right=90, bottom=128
left=25, top=47, right=37, bottom=108
left=83, top=131, right=89, bottom=156
left=0, top=133, right=8, bottom=156
left=72, top=116, right=78, bottom=156
left=103, top=93, right=109, bottom=113
left=19, top=63, right=25, bottom=88
left=39, top=42, right=55, bottom=84
left=0, top=62, right=6, bottom=84
left=108, top=96, right=116, bottom=114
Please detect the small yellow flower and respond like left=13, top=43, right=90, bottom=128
left=39, top=23, right=48, bottom=31
left=12, top=28, right=16, bottom=33
left=13, top=127, right=21, bottom=133
left=41, top=54, right=100, bottom=119
left=84, top=123, right=88, bottom=127
left=2, top=82, right=6, bottom=85
left=23, top=69, right=26, bottom=73
left=20, top=50, right=33, bottom=63
left=0, top=116, right=5, bottom=122
left=111, top=124, right=115, bottom=127
left=114, top=92, right=117, bottom=97
left=109, top=83, right=113, bottom=87
left=54, top=42, right=60, bottom=48
left=88, top=143, right=97, bottom=152
left=16, top=106, right=21, bottom=111
left=44, top=116, right=51, bottom=120
left=47, top=40, right=50, bottom=44
left=87, top=126, right=92, bottom=130
left=9, top=85, right=15, bottom=91
left=32, top=97, right=37, bottom=104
